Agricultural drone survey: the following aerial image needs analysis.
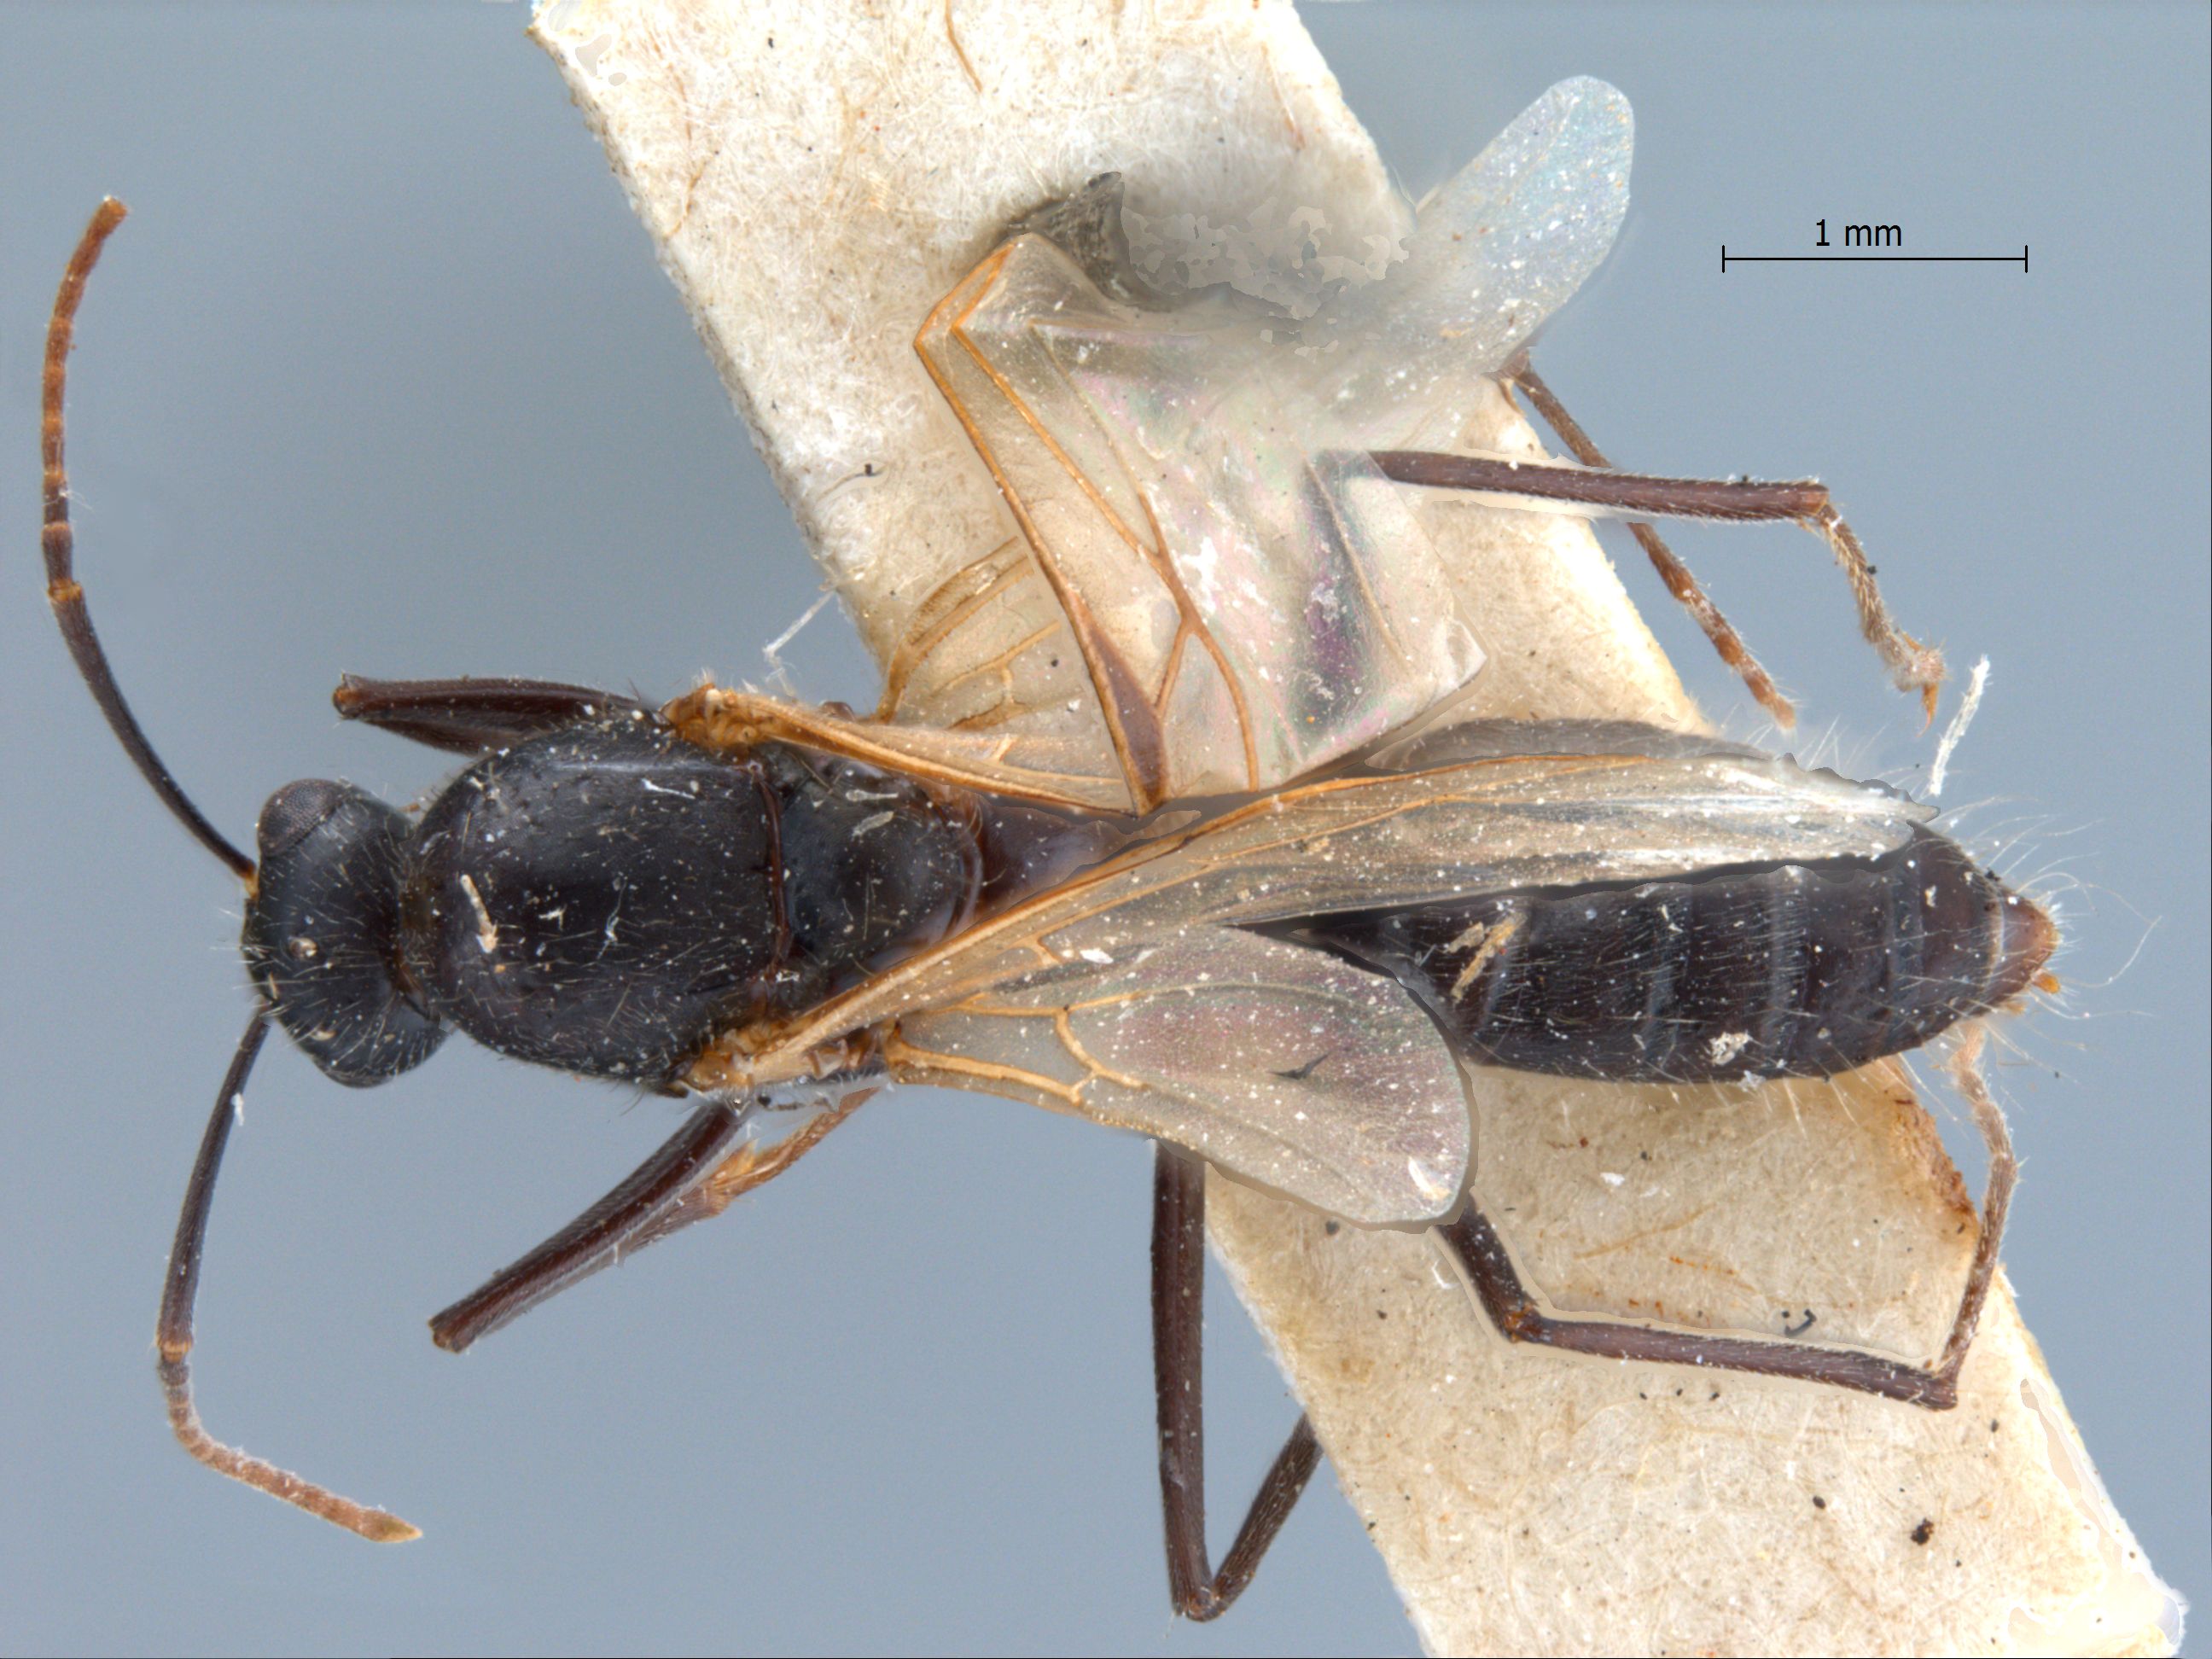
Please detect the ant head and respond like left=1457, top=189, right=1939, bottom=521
left=241, top=781, right=445, bottom=1086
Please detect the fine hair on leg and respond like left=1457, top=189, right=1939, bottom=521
left=158, top=1010, right=420, bottom=1541
left=1371, top=355, right=1948, bottom=720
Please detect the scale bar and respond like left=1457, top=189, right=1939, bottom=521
left=1723, top=245, right=2028, bottom=272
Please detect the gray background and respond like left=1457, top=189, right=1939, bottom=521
left=3, top=3, right=2204, bottom=1654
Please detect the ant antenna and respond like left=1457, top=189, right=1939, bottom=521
left=43, top=200, right=255, bottom=882
left=159, top=1010, right=419, bottom=1541
left=48, top=207, right=401, bottom=1535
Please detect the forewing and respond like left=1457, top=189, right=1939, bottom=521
left=889, top=80, right=1628, bottom=805
left=913, top=235, right=1480, bottom=806
left=708, top=747, right=1928, bottom=1224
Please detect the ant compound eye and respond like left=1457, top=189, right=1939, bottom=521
left=256, top=778, right=357, bottom=862
left=243, top=780, right=445, bottom=1086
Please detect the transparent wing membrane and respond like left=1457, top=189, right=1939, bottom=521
left=1307, top=77, right=1633, bottom=449
left=892, top=928, right=1473, bottom=1226
left=884, top=79, right=1633, bottom=809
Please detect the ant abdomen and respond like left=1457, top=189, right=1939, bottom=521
left=1307, top=824, right=2055, bottom=1084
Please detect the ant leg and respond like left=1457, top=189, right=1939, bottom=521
left=333, top=674, right=650, bottom=755
left=1152, top=1146, right=1322, bottom=1621
left=1370, top=362, right=1946, bottom=719
left=1929, top=1027, right=2017, bottom=1381
left=428, top=1089, right=870, bottom=1352
left=1437, top=1033, right=2016, bottom=1411
left=159, top=1010, right=419, bottom=1540
left=1500, top=358, right=1795, bottom=729
left=626, top=1088, right=871, bottom=1254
